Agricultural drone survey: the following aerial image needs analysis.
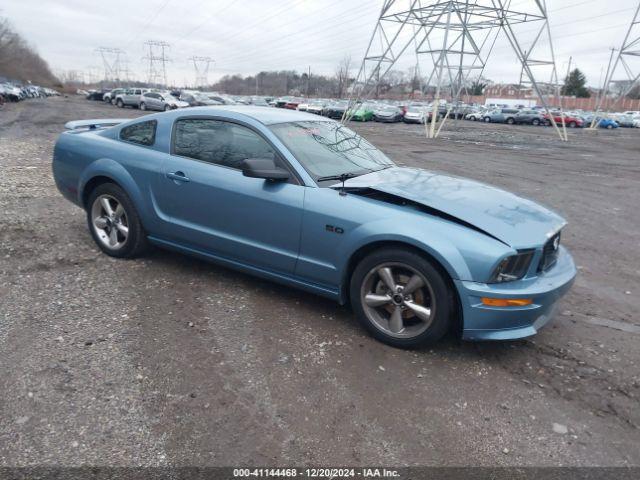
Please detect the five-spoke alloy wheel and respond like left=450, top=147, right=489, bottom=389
left=91, top=194, right=129, bottom=251
left=350, top=248, right=453, bottom=348
left=86, top=183, right=148, bottom=258
left=361, top=263, right=435, bottom=338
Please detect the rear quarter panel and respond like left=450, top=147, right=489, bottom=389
left=52, top=129, right=164, bottom=231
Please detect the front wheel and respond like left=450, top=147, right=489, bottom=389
left=164, top=104, right=171, bottom=111
left=483, top=117, right=491, bottom=123
left=140, top=102, right=147, bottom=111
left=87, top=183, right=148, bottom=259
left=506, top=117, right=515, bottom=125
left=116, top=99, right=124, bottom=108
left=350, top=248, right=453, bottom=348
left=532, top=119, right=540, bottom=126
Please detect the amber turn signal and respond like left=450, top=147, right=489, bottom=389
left=481, top=297, right=533, bottom=307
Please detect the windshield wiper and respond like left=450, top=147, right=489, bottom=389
left=316, top=172, right=362, bottom=182
left=316, top=171, right=366, bottom=196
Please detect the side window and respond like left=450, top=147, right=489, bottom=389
left=173, top=119, right=276, bottom=170
left=120, top=120, right=157, bottom=147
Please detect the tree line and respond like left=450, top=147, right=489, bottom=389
left=0, top=16, right=58, bottom=86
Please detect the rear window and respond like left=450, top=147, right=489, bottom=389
left=119, top=120, right=157, bottom=146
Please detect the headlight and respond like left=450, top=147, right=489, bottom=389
left=489, top=251, right=534, bottom=283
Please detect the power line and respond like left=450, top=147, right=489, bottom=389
left=212, top=0, right=371, bottom=66
left=124, top=0, right=173, bottom=49
left=215, top=5, right=638, bottom=75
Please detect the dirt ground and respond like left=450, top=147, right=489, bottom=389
left=0, top=96, right=639, bottom=467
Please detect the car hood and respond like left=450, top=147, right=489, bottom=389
left=341, top=167, right=565, bottom=249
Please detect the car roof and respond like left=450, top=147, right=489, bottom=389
left=167, top=105, right=331, bottom=125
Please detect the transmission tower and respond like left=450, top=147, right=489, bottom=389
left=189, top=56, right=214, bottom=88
left=592, top=1, right=640, bottom=125
left=344, top=0, right=567, bottom=141
left=143, top=40, right=171, bottom=87
left=96, top=47, right=125, bottom=84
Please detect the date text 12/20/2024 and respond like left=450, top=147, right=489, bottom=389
left=233, top=468, right=400, bottom=478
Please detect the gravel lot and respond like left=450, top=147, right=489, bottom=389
left=0, top=96, right=639, bottom=467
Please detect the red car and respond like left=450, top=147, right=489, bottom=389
left=284, top=99, right=301, bottom=110
left=544, top=112, right=584, bottom=128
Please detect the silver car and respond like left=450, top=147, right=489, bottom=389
left=139, top=92, right=189, bottom=111
left=115, top=88, right=149, bottom=108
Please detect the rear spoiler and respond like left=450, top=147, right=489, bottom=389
left=64, top=118, right=129, bottom=131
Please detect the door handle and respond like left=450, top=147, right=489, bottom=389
left=166, top=171, right=190, bottom=183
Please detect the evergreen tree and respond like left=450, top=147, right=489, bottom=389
left=562, top=68, right=590, bottom=97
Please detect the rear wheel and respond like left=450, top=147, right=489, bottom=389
left=140, top=102, right=147, bottom=111
left=164, top=104, right=171, bottom=111
left=568, top=121, right=576, bottom=128
left=87, top=183, right=148, bottom=259
left=606, top=124, right=613, bottom=129
left=532, top=119, right=540, bottom=126
left=350, top=248, right=453, bottom=348
left=506, top=117, right=515, bottom=125
left=483, top=117, right=491, bottom=123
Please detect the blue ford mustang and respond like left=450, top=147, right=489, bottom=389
left=53, top=107, right=576, bottom=348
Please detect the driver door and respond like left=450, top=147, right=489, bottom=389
left=152, top=118, right=305, bottom=274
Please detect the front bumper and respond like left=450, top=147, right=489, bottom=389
left=457, top=246, right=577, bottom=341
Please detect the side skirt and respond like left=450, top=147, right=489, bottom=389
left=147, top=235, right=341, bottom=302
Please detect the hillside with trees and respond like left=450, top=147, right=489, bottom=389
left=0, top=16, right=58, bottom=86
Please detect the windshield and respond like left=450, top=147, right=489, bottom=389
left=270, top=121, right=395, bottom=183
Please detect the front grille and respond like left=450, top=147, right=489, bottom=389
left=538, top=232, right=561, bottom=272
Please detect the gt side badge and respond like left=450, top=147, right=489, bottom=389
left=326, top=225, right=344, bottom=234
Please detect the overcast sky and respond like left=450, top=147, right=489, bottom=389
left=2, top=0, right=639, bottom=88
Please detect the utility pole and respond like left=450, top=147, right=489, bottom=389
left=143, top=40, right=171, bottom=87
left=344, top=0, right=567, bottom=141
left=189, top=56, right=213, bottom=88
left=592, top=1, right=640, bottom=125
left=96, top=47, right=125, bottom=84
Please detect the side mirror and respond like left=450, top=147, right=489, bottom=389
left=241, top=158, right=290, bottom=182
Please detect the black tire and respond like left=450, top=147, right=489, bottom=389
left=470, top=116, right=476, bottom=121
left=140, top=102, right=146, bottom=111
left=506, top=117, right=515, bottom=125
left=116, top=99, right=124, bottom=108
left=483, top=117, right=491, bottom=123
left=350, top=248, right=454, bottom=348
left=568, top=121, right=576, bottom=128
left=532, top=119, right=540, bottom=126
left=86, top=183, right=148, bottom=259
left=164, top=104, right=171, bottom=111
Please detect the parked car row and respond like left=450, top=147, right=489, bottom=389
left=85, top=88, right=640, bottom=130
left=91, top=87, right=272, bottom=111
left=0, top=82, right=59, bottom=105
left=465, top=106, right=640, bottom=129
